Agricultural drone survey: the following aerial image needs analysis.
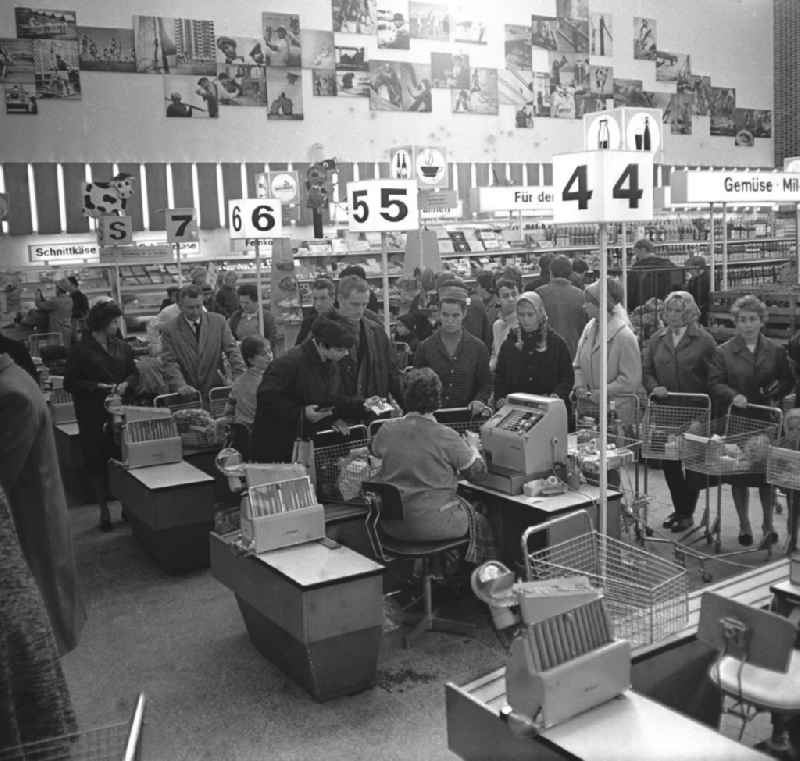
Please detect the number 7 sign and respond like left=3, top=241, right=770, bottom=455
left=552, top=151, right=654, bottom=224
left=166, top=208, right=198, bottom=243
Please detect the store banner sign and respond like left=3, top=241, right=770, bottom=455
left=98, top=240, right=201, bottom=263
left=553, top=150, right=654, bottom=224
left=471, top=186, right=554, bottom=213
left=419, top=190, right=458, bottom=211
left=671, top=169, right=800, bottom=203
left=28, top=241, right=100, bottom=264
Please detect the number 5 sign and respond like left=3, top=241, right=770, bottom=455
left=552, top=150, right=654, bottom=224
left=227, top=198, right=283, bottom=239
left=346, top=180, right=419, bottom=232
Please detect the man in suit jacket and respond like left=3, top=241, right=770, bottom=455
left=536, top=255, right=587, bottom=358
left=161, top=285, right=245, bottom=400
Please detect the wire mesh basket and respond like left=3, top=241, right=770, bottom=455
left=154, top=390, right=203, bottom=413
left=681, top=403, right=782, bottom=477
left=28, top=332, right=63, bottom=358
left=767, top=441, right=800, bottom=491
left=0, top=693, right=145, bottom=761
left=433, top=407, right=488, bottom=435
left=641, top=392, right=711, bottom=461
left=393, top=341, right=411, bottom=369
left=523, top=512, right=688, bottom=648
left=208, top=386, right=232, bottom=419
left=573, top=394, right=642, bottom=467
left=312, top=425, right=370, bottom=503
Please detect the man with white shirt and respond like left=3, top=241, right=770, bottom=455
left=489, top=277, right=519, bottom=372
left=161, top=285, right=245, bottom=401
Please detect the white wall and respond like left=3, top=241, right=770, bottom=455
left=0, top=0, right=774, bottom=167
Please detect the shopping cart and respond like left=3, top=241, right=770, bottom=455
left=0, top=693, right=145, bottom=761
left=208, top=386, right=232, bottom=419
left=433, top=406, right=489, bottom=435
left=522, top=511, right=688, bottom=648
left=155, top=391, right=219, bottom=450
left=153, top=390, right=203, bottom=413
left=766, top=439, right=800, bottom=554
left=393, top=341, right=411, bottom=369
left=682, top=403, right=782, bottom=556
left=28, top=331, right=63, bottom=358
left=311, top=425, right=373, bottom=504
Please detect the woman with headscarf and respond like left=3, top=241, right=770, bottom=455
left=573, top=278, right=642, bottom=429
left=642, top=291, right=717, bottom=532
left=494, top=291, right=574, bottom=417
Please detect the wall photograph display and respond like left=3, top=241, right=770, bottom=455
left=709, top=86, right=736, bottom=136
left=589, top=13, right=612, bottom=57
left=451, top=66, right=497, bottom=114
left=333, top=0, right=377, bottom=34
left=0, top=38, right=35, bottom=83
left=216, top=64, right=267, bottom=107
left=32, top=38, right=80, bottom=99
left=267, top=67, right=303, bottom=119
left=369, top=60, right=431, bottom=111
left=376, top=0, right=411, bottom=50
left=452, top=6, right=486, bottom=45
left=633, top=17, right=657, bottom=60
left=409, top=1, right=449, bottom=41
left=164, top=74, right=217, bottom=117
left=655, top=51, right=690, bottom=84
left=431, top=51, right=469, bottom=89
left=312, top=69, right=337, bottom=96
left=504, top=24, right=531, bottom=70
left=134, top=15, right=216, bottom=75
left=15, top=7, right=77, bottom=40
left=5, top=82, right=37, bottom=113
left=301, top=30, right=334, bottom=70
left=215, top=36, right=267, bottom=67
left=262, top=13, right=301, bottom=67
left=77, top=27, right=135, bottom=72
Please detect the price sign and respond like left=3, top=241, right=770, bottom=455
left=166, top=207, right=198, bottom=243
left=227, top=198, right=283, bottom=239
left=346, top=180, right=419, bottom=232
left=98, top=215, right=132, bottom=245
left=552, top=151, right=654, bottom=224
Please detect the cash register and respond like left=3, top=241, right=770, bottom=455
left=477, top=394, right=568, bottom=495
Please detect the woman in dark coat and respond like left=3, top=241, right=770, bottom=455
left=251, top=314, right=359, bottom=463
left=494, top=291, right=574, bottom=416
left=643, top=291, right=717, bottom=533
left=708, top=294, right=794, bottom=548
left=0, top=485, right=76, bottom=753
left=64, top=302, right=138, bottom=531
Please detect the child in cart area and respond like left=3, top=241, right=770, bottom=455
left=222, top=335, right=272, bottom=460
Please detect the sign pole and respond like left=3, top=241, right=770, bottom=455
left=796, top=203, right=800, bottom=286
left=175, top=242, right=183, bottom=287
left=114, top=264, right=126, bottom=337
left=722, top=203, right=728, bottom=291
left=598, top=221, right=608, bottom=544
left=255, top=239, right=265, bottom=337
left=708, top=203, right=716, bottom=292
left=620, top=222, right=628, bottom=307
left=381, top=232, right=391, bottom=336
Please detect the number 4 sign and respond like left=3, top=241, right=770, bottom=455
left=346, top=180, right=419, bottom=232
left=552, top=151, right=654, bottom=224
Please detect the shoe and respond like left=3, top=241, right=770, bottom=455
left=670, top=516, right=694, bottom=533
left=662, top=512, right=679, bottom=529
left=759, top=531, right=779, bottom=549
left=738, top=533, right=753, bottom=547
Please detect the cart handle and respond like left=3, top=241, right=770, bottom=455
left=727, top=401, right=783, bottom=423
left=648, top=391, right=711, bottom=406
left=153, top=390, right=203, bottom=408
left=520, top=509, right=594, bottom=579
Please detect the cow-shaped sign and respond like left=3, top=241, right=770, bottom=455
left=82, top=173, right=136, bottom=218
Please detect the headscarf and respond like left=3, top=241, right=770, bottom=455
left=515, top=291, right=549, bottom=351
left=663, top=290, right=701, bottom=327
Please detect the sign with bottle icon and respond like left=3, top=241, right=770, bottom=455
left=388, top=145, right=450, bottom=188
left=582, top=107, right=663, bottom=159
left=389, top=146, right=414, bottom=180
left=553, top=150, right=654, bottom=223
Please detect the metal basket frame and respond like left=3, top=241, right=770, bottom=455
left=767, top=441, right=800, bottom=491
left=153, top=390, right=204, bottom=413
left=641, top=392, right=711, bottom=461
left=312, top=425, right=370, bottom=503
left=28, top=331, right=64, bottom=357
left=208, top=385, right=232, bottom=419
left=433, top=406, right=488, bottom=436
left=522, top=511, right=688, bottom=647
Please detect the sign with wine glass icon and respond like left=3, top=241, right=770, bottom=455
left=582, top=107, right=663, bottom=159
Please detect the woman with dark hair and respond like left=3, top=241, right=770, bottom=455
left=494, top=291, right=574, bottom=415
left=64, top=301, right=138, bottom=531
left=369, top=368, right=495, bottom=561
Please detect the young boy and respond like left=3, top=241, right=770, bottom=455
left=489, top=278, right=519, bottom=372
left=223, top=335, right=272, bottom=458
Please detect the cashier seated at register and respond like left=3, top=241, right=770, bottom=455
left=370, top=367, right=495, bottom=564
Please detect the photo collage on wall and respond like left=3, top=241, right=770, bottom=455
left=1, top=3, right=772, bottom=141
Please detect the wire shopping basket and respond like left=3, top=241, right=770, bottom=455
left=153, top=390, right=203, bottom=413
left=641, top=392, right=711, bottom=461
left=28, top=332, right=63, bottom=358
left=0, top=693, right=145, bottom=761
left=208, top=385, right=232, bottom=419
left=312, top=425, right=372, bottom=503
left=767, top=439, right=800, bottom=491
left=522, top=511, right=688, bottom=647
left=682, top=403, right=782, bottom=477
left=433, top=406, right=488, bottom=435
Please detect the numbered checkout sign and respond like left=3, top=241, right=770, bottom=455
left=552, top=150, right=654, bottom=224
left=166, top=207, right=198, bottom=244
left=227, top=198, right=283, bottom=239
left=346, top=180, right=419, bottom=232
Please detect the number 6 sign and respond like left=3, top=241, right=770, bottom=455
left=346, top=180, right=419, bottom=232
left=227, top=198, right=283, bottom=239
left=552, top=150, right=654, bottom=224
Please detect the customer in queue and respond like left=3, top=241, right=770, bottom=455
left=489, top=277, right=519, bottom=372
left=336, top=274, right=403, bottom=406
left=573, top=278, right=642, bottom=428
left=228, top=283, right=279, bottom=347
left=213, top=271, right=240, bottom=318
left=413, top=282, right=491, bottom=413
left=642, top=291, right=717, bottom=533
left=494, top=291, right=574, bottom=415
left=370, top=367, right=495, bottom=563
left=64, top=301, right=138, bottom=531
left=438, top=274, right=492, bottom=350
left=251, top=313, right=358, bottom=463
left=708, top=294, right=794, bottom=548
left=35, top=278, right=74, bottom=348
left=535, top=254, right=587, bottom=358
left=161, top=285, right=245, bottom=401
left=295, top=277, right=335, bottom=345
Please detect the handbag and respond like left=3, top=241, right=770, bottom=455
left=291, top=438, right=316, bottom=486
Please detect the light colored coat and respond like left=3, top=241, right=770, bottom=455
left=573, top=308, right=643, bottom=424
left=161, top=311, right=245, bottom=398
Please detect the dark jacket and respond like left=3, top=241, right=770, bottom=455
left=413, top=329, right=491, bottom=408
left=0, top=334, right=37, bottom=380
left=463, top=299, right=492, bottom=351
left=70, top=289, right=89, bottom=320
left=295, top=311, right=317, bottom=345
left=213, top=285, right=239, bottom=318
left=495, top=328, right=575, bottom=404
left=251, top=341, right=359, bottom=463
left=0, top=354, right=85, bottom=654
left=338, top=316, right=402, bottom=403
left=627, top=254, right=681, bottom=311
left=642, top=322, right=718, bottom=394
left=686, top=270, right=711, bottom=326
left=63, top=334, right=138, bottom=474
left=708, top=333, right=793, bottom=415
left=535, top=278, right=587, bottom=358
left=228, top=307, right=279, bottom=346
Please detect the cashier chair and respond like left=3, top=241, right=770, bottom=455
left=362, top=480, right=477, bottom=648
left=698, top=591, right=800, bottom=758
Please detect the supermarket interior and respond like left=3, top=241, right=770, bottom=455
left=2, top=0, right=800, bottom=760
